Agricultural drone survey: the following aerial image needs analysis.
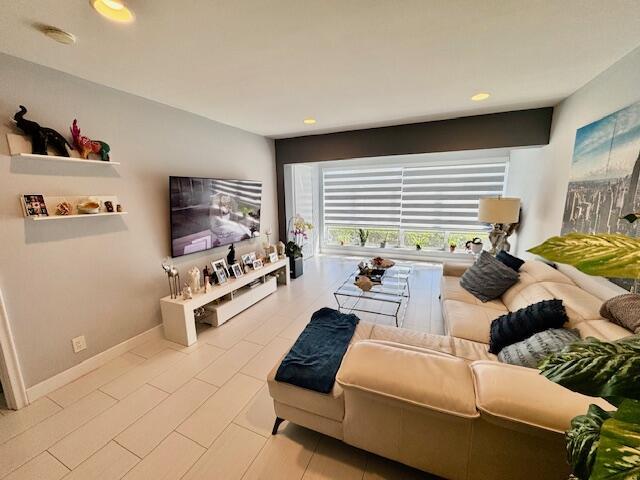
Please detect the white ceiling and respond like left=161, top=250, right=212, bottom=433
left=1, top=1, right=640, bottom=138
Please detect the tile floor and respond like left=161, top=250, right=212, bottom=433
left=0, top=255, right=443, bottom=480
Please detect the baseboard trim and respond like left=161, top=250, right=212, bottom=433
left=26, top=324, right=164, bottom=404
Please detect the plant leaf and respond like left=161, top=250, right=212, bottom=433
left=539, top=336, right=640, bottom=401
left=621, top=213, right=640, bottom=224
left=527, top=233, right=640, bottom=279
left=567, top=404, right=613, bottom=480
left=591, top=399, right=640, bottom=479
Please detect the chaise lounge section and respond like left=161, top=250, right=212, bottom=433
left=268, top=260, right=628, bottom=479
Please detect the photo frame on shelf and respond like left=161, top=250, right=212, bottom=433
left=253, top=259, right=263, bottom=270
left=268, top=252, right=278, bottom=263
left=231, top=263, right=244, bottom=278
left=241, top=252, right=256, bottom=266
left=21, top=194, right=49, bottom=217
left=211, top=259, right=229, bottom=276
left=215, top=268, right=228, bottom=284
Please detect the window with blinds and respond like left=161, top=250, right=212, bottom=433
left=322, top=160, right=507, bottom=246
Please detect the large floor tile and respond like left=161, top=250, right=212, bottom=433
left=116, top=379, right=216, bottom=457
left=240, top=336, right=293, bottom=381
left=0, top=391, right=116, bottom=478
left=100, top=349, right=185, bottom=400
left=62, top=442, right=138, bottom=480
left=49, top=384, right=167, bottom=469
left=244, top=314, right=297, bottom=346
left=196, top=341, right=262, bottom=387
left=177, top=374, right=263, bottom=447
left=233, top=384, right=276, bottom=438
left=3, top=452, right=68, bottom=480
left=0, top=397, right=61, bottom=444
left=48, top=353, right=144, bottom=408
left=182, top=424, right=265, bottom=480
left=149, top=344, right=225, bottom=393
left=122, top=432, right=204, bottom=480
left=198, top=313, right=267, bottom=350
left=241, top=423, right=319, bottom=480
left=363, top=453, right=436, bottom=479
left=130, top=338, right=199, bottom=358
left=302, top=436, right=367, bottom=480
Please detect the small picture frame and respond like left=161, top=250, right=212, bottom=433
left=215, top=268, right=228, bottom=284
left=252, top=259, right=263, bottom=270
left=211, top=259, right=229, bottom=276
left=21, top=194, right=49, bottom=217
left=231, top=263, right=244, bottom=278
left=242, top=252, right=256, bottom=266
left=268, top=252, right=278, bottom=263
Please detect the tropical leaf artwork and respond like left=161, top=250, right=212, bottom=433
left=528, top=233, right=640, bottom=279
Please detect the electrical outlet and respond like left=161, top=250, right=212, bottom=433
left=71, top=335, right=87, bottom=353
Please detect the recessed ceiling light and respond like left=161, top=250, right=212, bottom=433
left=471, top=92, right=491, bottom=102
left=303, top=118, right=317, bottom=125
left=41, top=26, right=77, bottom=45
left=91, top=0, right=134, bottom=23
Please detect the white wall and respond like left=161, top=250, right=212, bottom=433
left=509, top=45, right=640, bottom=256
left=0, top=53, right=277, bottom=387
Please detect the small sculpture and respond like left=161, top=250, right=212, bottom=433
left=55, top=201, right=72, bottom=216
left=116, top=204, right=123, bottom=212
left=161, top=257, right=181, bottom=299
left=277, top=241, right=285, bottom=258
left=14, top=106, right=72, bottom=157
left=104, top=201, right=114, bottom=212
left=187, top=267, right=201, bottom=293
left=70, top=119, right=110, bottom=161
left=182, top=284, right=193, bottom=300
left=227, top=243, right=236, bottom=266
left=355, top=275, right=374, bottom=292
left=202, top=265, right=212, bottom=292
left=77, top=199, right=100, bottom=214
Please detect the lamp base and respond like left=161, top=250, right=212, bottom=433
left=488, top=224, right=513, bottom=255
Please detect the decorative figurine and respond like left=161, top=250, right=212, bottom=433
left=161, top=257, right=181, bottom=299
left=13, top=106, right=72, bottom=157
left=202, top=265, right=212, bottom=292
left=116, top=204, right=123, bottom=212
left=182, top=284, right=193, bottom=300
left=104, top=201, right=114, bottom=212
left=187, top=267, right=201, bottom=293
left=70, top=119, right=110, bottom=161
left=55, top=201, right=72, bottom=216
left=277, top=241, right=285, bottom=258
left=227, top=243, right=236, bottom=266
left=354, top=275, right=374, bottom=292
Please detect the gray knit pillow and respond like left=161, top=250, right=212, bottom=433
left=498, top=328, right=581, bottom=368
left=460, top=251, right=519, bottom=302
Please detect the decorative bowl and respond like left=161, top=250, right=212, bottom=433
left=77, top=201, right=100, bottom=214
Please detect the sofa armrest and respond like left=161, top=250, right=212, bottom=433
left=471, top=361, right=614, bottom=434
left=336, top=341, right=478, bottom=418
left=442, top=262, right=470, bottom=277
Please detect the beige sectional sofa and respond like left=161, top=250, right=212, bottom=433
left=268, top=260, right=629, bottom=480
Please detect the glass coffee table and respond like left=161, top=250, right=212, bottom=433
left=334, top=264, right=412, bottom=327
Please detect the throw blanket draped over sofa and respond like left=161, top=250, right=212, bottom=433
left=275, top=307, right=359, bottom=393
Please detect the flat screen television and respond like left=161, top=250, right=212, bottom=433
left=170, top=176, right=262, bottom=258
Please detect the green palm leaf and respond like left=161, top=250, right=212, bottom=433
left=591, top=399, right=640, bottom=479
left=539, top=336, right=640, bottom=401
left=567, top=404, right=613, bottom=480
left=528, top=233, right=640, bottom=279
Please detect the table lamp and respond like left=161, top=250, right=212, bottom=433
left=478, top=197, right=521, bottom=254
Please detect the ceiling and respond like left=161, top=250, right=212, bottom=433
left=1, top=1, right=639, bottom=138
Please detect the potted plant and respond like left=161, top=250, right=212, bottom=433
left=380, top=232, right=389, bottom=249
left=286, top=215, right=313, bottom=279
left=285, top=240, right=304, bottom=278
left=358, top=228, right=369, bottom=247
left=528, top=224, right=640, bottom=479
left=449, top=243, right=456, bottom=253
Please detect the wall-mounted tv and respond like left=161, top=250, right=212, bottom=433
left=170, top=176, right=262, bottom=258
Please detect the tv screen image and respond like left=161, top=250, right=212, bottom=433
left=170, top=176, right=262, bottom=257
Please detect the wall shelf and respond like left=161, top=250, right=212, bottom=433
left=30, top=212, right=128, bottom=221
left=12, top=152, right=120, bottom=166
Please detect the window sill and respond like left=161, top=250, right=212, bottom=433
left=320, top=244, right=477, bottom=264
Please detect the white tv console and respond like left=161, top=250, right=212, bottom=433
left=160, top=258, right=290, bottom=346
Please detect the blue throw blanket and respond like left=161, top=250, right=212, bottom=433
left=275, top=307, right=359, bottom=393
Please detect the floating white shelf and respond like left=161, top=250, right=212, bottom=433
left=30, top=212, right=128, bottom=221
left=12, top=153, right=120, bottom=166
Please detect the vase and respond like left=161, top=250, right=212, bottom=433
left=290, top=256, right=303, bottom=279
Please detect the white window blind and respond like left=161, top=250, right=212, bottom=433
left=322, top=161, right=507, bottom=232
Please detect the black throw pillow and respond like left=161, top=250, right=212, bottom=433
left=488, top=299, right=568, bottom=354
left=496, top=251, right=525, bottom=272
left=460, top=251, right=519, bottom=302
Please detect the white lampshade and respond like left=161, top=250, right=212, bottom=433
left=478, top=197, right=521, bottom=223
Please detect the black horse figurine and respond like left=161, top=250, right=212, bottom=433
left=13, top=106, right=72, bottom=157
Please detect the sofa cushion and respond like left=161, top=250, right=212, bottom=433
left=268, top=359, right=345, bottom=421
left=541, top=282, right=605, bottom=324
left=575, top=320, right=632, bottom=341
left=496, top=251, right=525, bottom=271
left=471, top=361, right=613, bottom=434
left=600, top=294, right=640, bottom=333
left=488, top=299, right=568, bottom=354
left=443, top=299, right=507, bottom=344
left=451, top=337, right=497, bottom=362
left=497, top=328, right=581, bottom=368
left=501, top=261, right=574, bottom=309
left=460, top=251, right=519, bottom=302
left=369, top=324, right=454, bottom=354
left=337, top=341, right=478, bottom=418
left=441, top=276, right=508, bottom=311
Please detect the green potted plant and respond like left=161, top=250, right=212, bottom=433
left=287, top=215, right=313, bottom=279
left=528, top=227, right=640, bottom=479
left=358, top=228, right=369, bottom=247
